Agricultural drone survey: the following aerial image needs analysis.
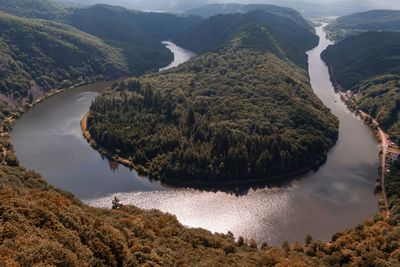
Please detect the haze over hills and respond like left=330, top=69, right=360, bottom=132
left=53, top=0, right=399, bottom=18
left=174, top=9, right=317, bottom=69
left=326, top=9, right=400, bottom=41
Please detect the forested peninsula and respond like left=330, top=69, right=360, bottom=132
left=86, top=10, right=338, bottom=184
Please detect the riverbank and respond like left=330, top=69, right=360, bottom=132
left=12, top=27, right=380, bottom=246
left=338, top=91, right=396, bottom=218
left=81, top=111, right=321, bottom=189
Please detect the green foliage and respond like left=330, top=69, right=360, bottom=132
left=322, top=32, right=400, bottom=143
left=67, top=4, right=200, bottom=74
left=357, top=75, right=400, bottom=144
left=0, top=0, right=69, bottom=20
left=175, top=10, right=318, bottom=69
left=88, top=49, right=338, bottom=184
left=186, top=3, right=314, bottom=33
left=322, top=31, right=400, bottom=90
left=0, top=11, right=128, bottom=98
left=326, top=10, right=400, bottom=41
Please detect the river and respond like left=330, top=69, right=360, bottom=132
left=12, top=31, right=379, bottom=246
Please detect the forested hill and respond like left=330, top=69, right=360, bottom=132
left=321, top=31, right=400, bottom=144
left=0, top=0, right=69, bottom=20
left=87, top=8, right=338, bottom=185
left=174, top=10, right=318, bottom=70
left=0, top=1, right=202, bottom=76
left=66, top=4, right=201, bottom=74
left=0, top=11, right=127, bottom=100
left=322, top=31, right=400, bottom=90
left=325, top=9, right=400, bottom=41
left=322, top=31, right=400, bottom=213
left=186, top=3, right=313, bottom=31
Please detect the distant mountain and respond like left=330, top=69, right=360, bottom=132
left=0, top=11, right=127, bottom=100
left=186, top=3, right=313, bottom=30
left=175, top=9, right=318, bottom=69
left=326, top=9, right=400, bottom=41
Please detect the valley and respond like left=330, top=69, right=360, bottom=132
left=12, top=27, right=379, bottom=246
left=1, top=1, right=400, bottom=265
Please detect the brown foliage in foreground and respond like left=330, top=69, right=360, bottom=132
left=0, top=162, right=400, bottom=266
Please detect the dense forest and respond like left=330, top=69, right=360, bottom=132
left=175, top=9, right=318, bottom=70
left=185, top=3, right=314, bottom=32
left=0, top=1, right=202, bottom=76
left=0, top=0, right=69, bottom=20
left=0, top=11, right=128, bottom=99
left=0, top=1, right=400, bottom=265
left=67, top=4, right=201, bottom=74
left=325, top=9, right=400, bottom=41
left=322, top=31, right=400, bottom=143
left=87, top=11, right=338, bottom=184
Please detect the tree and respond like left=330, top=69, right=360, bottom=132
left=112, top=197, right=123, bottom=209
left=187, top=108, right=195, bottom=127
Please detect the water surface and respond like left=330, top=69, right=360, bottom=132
left=13, top=33, right=379, bottom=245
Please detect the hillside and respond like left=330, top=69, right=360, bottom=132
left=67, top=4, right=200, bottom=75
left=0, top=2, right=399, bottom=266
left=322, top=31, right=400, bottom=143
left=322, top=31, right=400, bottom=90
left=0, top=11, right=127, bottom=100
left=0, top=0, right=69, bottom=20
left=325, top=9, right=400, bottom=41
left=86, top=10, right=338, bottom=185
left=175, top=10, right=318, bottom=70
left=186, top=3, right=313, bottom=31
left=0, top=1, right=202, bottom=76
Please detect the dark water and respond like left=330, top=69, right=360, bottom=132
left=13, top=32, right=379, bottom=245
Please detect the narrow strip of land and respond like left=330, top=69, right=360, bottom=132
left=339, top=92, right=393, bottom=218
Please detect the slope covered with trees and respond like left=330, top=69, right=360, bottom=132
left=326, top=9, right=400, bottom=41
left=186, top=3, right=313, bottom=31
left=322, top=31, right=400, bottom=144
left=87, top=10, right=338, bottom=185
left=0, top=1, right=202, bottom=76
left=175, top=10, right=318, bottom=70
left=0, top=11, right=127, bottom=100
left=0, top=2, right=399, bottom=266
left=67, top=4, right=201, bottom=75
left=0, top=0, right=69, bottom=20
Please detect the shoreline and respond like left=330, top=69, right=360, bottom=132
left=336, top=89, right=391, bottom=218
left=81, top=112, right=331, bottom=189
left=324, top=58, right=391, bottom=217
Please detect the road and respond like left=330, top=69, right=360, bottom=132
left=377, top=127, right=390, bottom=218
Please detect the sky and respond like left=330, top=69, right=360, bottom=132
left=58, top=0, right=400, bottom=14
